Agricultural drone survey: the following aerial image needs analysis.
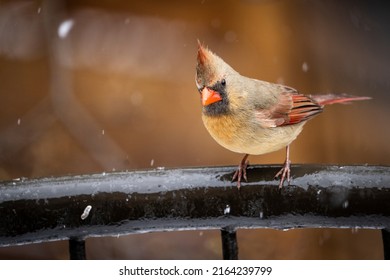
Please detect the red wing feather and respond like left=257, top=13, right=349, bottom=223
left=256, top=92, right=322, bottom=128
left=256, top=91, right=370, bottom=128
left=285, top=94, right=323, bottom=125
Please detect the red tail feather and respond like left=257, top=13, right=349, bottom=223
left=311, top=94, right=371, bottom=106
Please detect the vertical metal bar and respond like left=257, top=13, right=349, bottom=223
left=381, top=229, right=390, bottom=260
left=69, top=237, right=86, bottom=260
left=221, top=227, right=238, bottom=260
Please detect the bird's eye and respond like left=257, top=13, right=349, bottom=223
left=221, top=79, right=226, bottom=86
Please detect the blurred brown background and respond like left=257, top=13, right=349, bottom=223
left=0, top=0, right=389, bottom=259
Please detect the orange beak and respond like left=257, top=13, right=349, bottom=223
left=201, top=87, right=222, bottom=106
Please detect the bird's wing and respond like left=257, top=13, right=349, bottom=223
left=285, top=93, right=323, bottom=125
left=255, top=90, right=323, bottom=128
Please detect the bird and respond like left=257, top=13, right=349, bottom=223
left=195, top=41, right=371, bottom=189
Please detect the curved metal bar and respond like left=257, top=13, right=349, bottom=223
left=1, top=165, right=390, bottom=247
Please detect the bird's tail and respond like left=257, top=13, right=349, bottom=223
left=311, top=94, right=371, bottom=106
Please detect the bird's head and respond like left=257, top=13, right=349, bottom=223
left=196, top=41, right=236, bottom=116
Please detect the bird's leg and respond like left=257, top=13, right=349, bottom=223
left=232, top=154, right=249, bottom=189
left=274, top=145, right=291, bottom=188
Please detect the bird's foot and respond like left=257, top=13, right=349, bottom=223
left=274, top=159, right=291, bottom=188
left=232, top=154, right=249, bottom=189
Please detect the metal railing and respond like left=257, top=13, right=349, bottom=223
left=1, top=164, right=389, bottom=259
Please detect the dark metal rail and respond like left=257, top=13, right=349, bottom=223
left=1, top=165, right=390, bottom=259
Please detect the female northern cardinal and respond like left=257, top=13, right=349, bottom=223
left=195, top=41, right=370, bottom=189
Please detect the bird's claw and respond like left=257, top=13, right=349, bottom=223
left=274, top=159, right=291, bottom=188
left=232, top=157, right=249, bottom=189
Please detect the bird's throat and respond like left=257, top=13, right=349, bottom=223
left=202, top=99, right=230, bottom=116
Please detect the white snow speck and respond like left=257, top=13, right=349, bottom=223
left=81, top=205, right=92, bottom=220
left=224, top=204, right=230, bottom=215
left=150, top=159, right=155, bottom=167
left=130, top=91, right=143, bottom=106
left=224, top=30, right=237, bottom=42
left=58, top=19, right=74, bottom=39
left=276, top=77, right=285, bottom=85
left=17, top=118, right=21, bottom=125
left=302, top=62, right=309, bottom=72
